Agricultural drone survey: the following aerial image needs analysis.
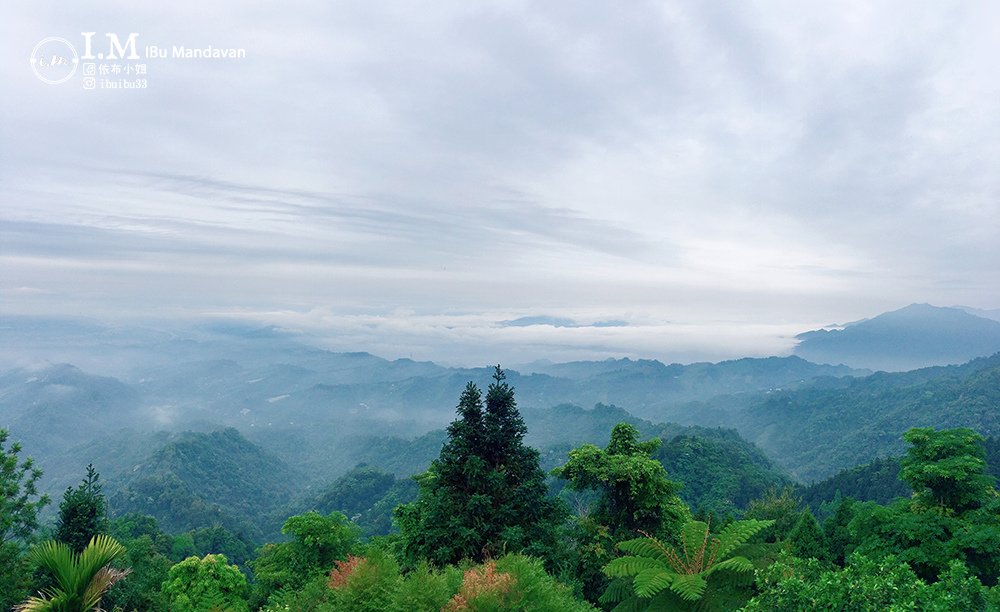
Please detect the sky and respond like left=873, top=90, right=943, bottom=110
left=2, top=1, right=999, bottom=366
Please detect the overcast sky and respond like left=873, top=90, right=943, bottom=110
left=2, top=1, right=999, bottom=366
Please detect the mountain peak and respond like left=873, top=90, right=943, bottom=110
left=795, top=304, right=1000, bottom=371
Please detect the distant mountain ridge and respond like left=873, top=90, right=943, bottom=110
left=794, top=303, right=1000, bottom=371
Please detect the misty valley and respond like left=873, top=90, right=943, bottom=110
left=3, top=305, right=1000, bottom=611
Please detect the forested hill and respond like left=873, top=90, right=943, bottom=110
left=738, top=353, right=1000, bottom=482
left=107, top=428, right=304, bottom=540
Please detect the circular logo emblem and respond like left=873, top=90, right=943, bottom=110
left=30, top=37, right=79, bottom=84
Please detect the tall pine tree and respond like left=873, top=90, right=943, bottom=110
left=56, top=464, right=107, bottom=553
left=397, top=367, right=567, bottom=566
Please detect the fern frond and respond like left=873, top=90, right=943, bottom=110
left=600, top=577, right=634, bottom=604
left=618, top=537, right=672, bottom=563
left=633, top=567, right=675, bottom=598
left=645, top=591, right=691, bottom=612
left=669, top=573, right=708, bottom=601
left=702, top=556, right=754, bottom=579
left=715, top=519, right=773, bottom=559
left=605, top=555, right=664, bottom=577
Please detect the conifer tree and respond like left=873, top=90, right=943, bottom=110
left=1, top=429, right=50, bottom=612
left=57, top=464, right=107, bottom=554
left=397, top=367, right=567, bottom=567
left=787, top=508, right=826, bottom=561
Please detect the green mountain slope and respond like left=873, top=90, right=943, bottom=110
left=738, top=354, right=1000, bottom=482
left=108, top=428, right=304, bottom=540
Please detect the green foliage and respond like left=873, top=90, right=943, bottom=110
left=312, top=464, right=395, bottom=520
left=397, top=369, right=568, bottom=567
left=738, top=356, right=1000, bottom=483
left=800, top=456, right=909, bottom=513
left=307, top=464, right=418, bottom=537
left=109, top=513, right=174, bottom=554
left=251, top=511, right=360, bottom=606
left=483, top=553, right=599, bottom=612
left=840, top=428, right=1000, bottom=585
left=552, top=423, right=688, bottom=542
left=786, top=509, right=826, bottom=561
left=822, top=497, right=857, bottom=567
left=56, top=464, right=107, bottom=554
left=653, top=434, right=794, bottom=518
left=744, top=552, right=997, bottom=611
left=392, top=560, right=463, bottom=612
left=602, top=519, right=772, bottom=611
left=162, top=553, right=248, bottom=612
left=900, top=427, right=997, bottom=515
left=552, top=422, right=691, bottom=606
left=18, top=534, right=130, bottom=612
left=743, top=487, right=802, bottom=544
left=100, top=533, right=172, bottom=612
left=555, top=518, right=617, bottom=605
left=260, top=552, right=596, bottom=612
left=2, top=428, right=51, bottom=612
left=326, top=548, right=400, bottom=612
left=848, top=498, right=1000, bottom=585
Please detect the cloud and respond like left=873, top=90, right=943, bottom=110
left=2, top=1, right=999, bottom=364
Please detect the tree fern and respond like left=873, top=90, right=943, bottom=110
left=602, top=518, right=774, bottom=611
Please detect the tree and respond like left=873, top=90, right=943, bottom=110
left=900, top=427, right=996, bottom=515
left=1, top=428, right=50, bottom=611
left=822, top=496, right=857, bottom=567
left=786, top=509, right=826, bottom=561
left=602, top=518, right=773, bottom=611
left=162, top=554, right=248, bottom=612
left=552, top=422, right=689, bottom=541
left=250, top=511, right=360, bottom=606
left=551, top=423, right=691, bottom=605
left=16, top=534, right=131, bottom=612
left=847, top=428, right=1000, bottom=584
left=57, top=464, right=107, bottom=554
left=743, top=487, right=802, bottom=544
left=396, top=367, right=568, bottom=566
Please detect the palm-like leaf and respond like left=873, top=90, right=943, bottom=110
left=27, top=540, right=76, bottom=591
left=82, top=565, right=131, bottom=610
left=17, top=536, right=129, bottom=612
